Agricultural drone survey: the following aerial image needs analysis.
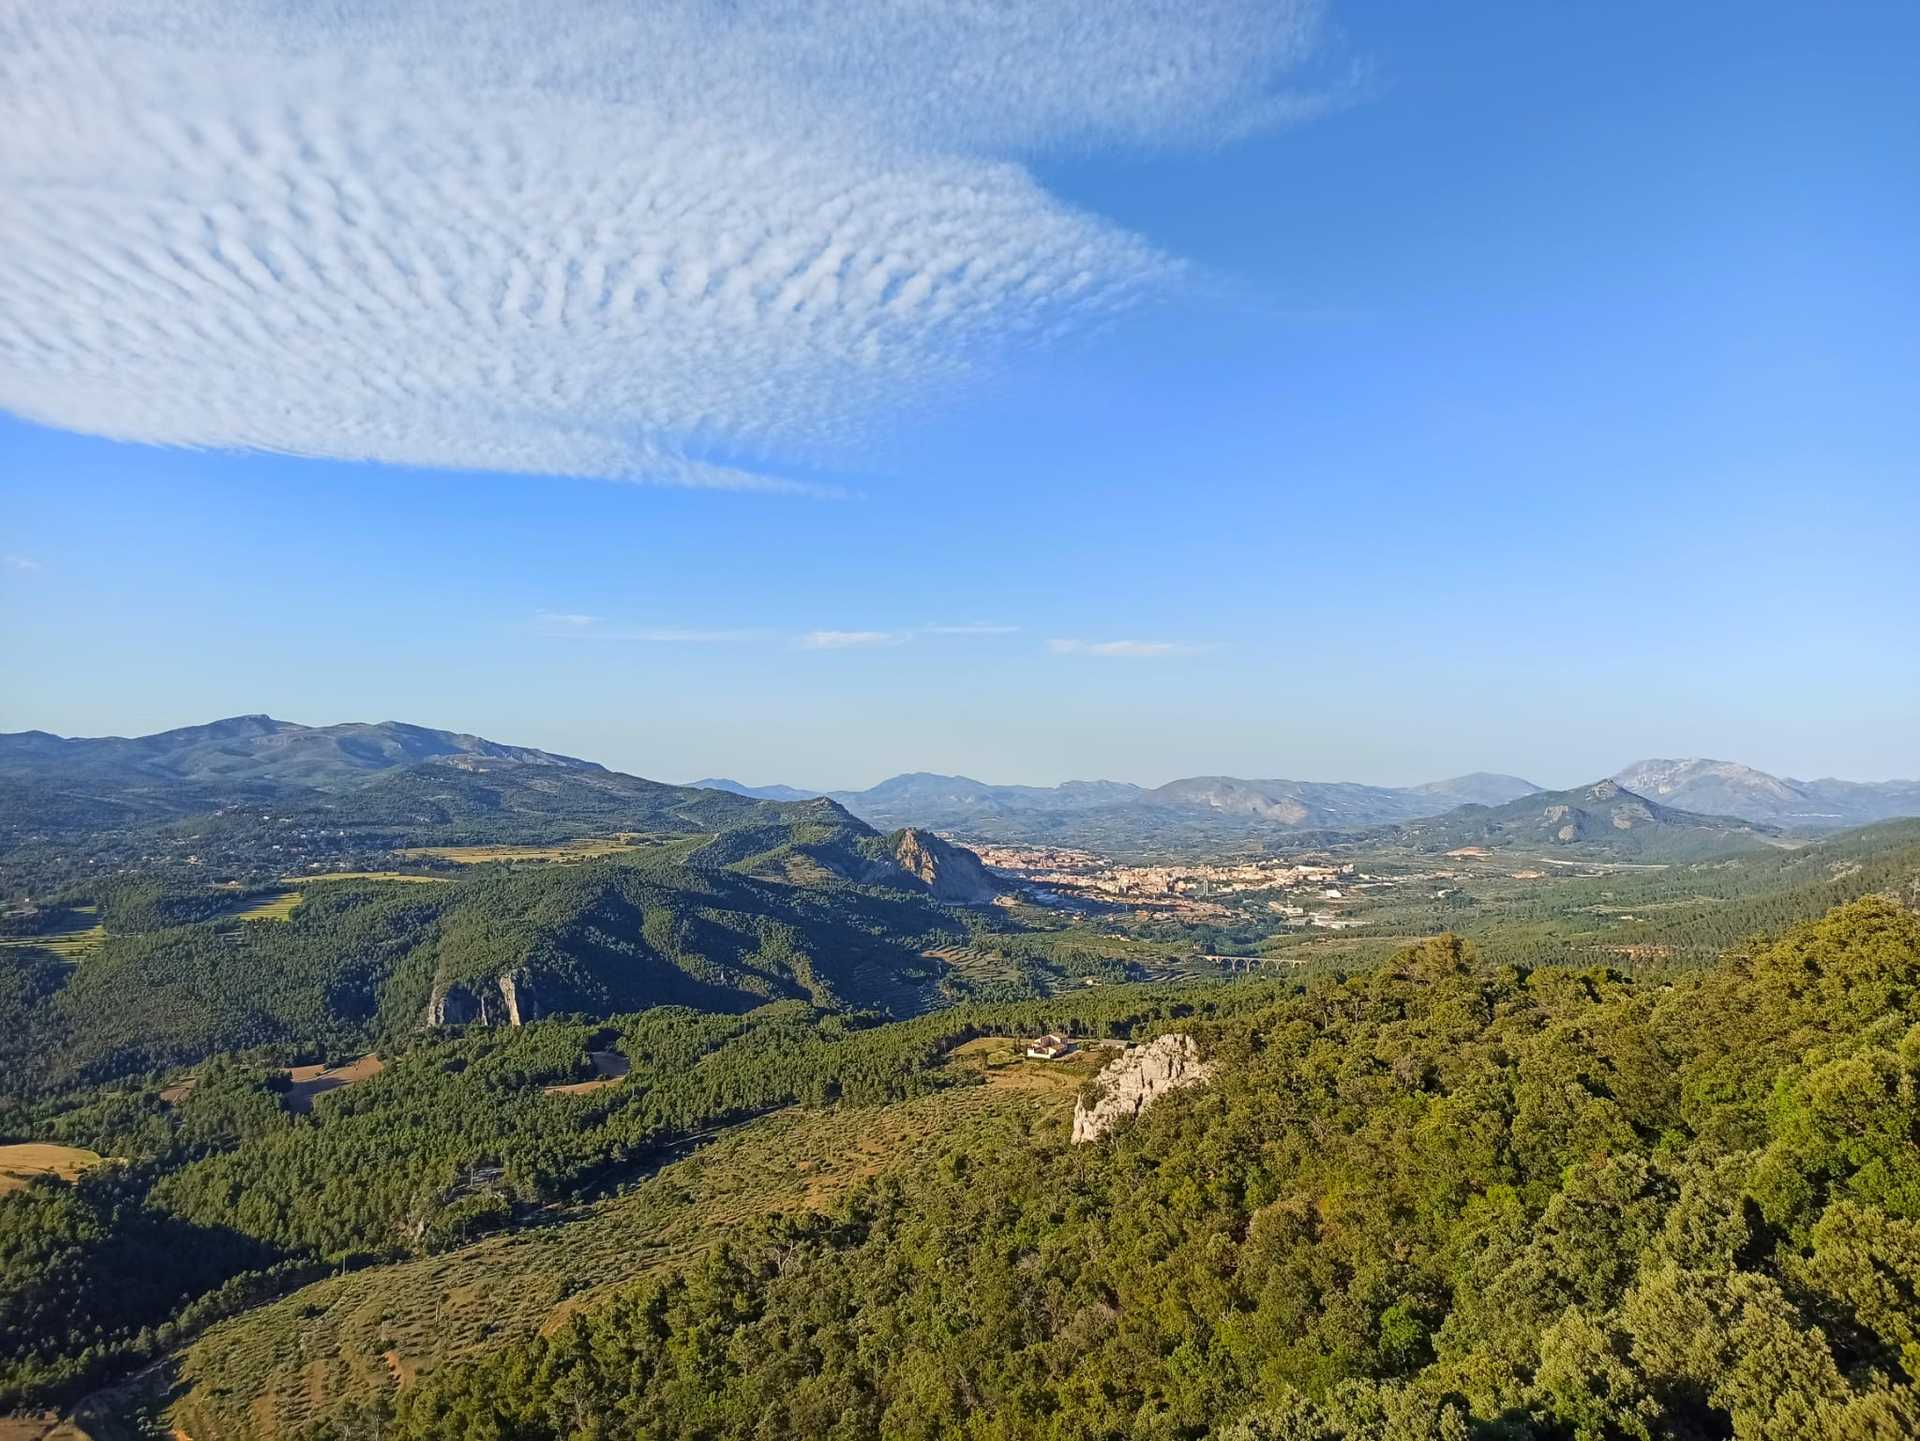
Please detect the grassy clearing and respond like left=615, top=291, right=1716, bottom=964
left=283, top=1054, right=385, bottom=1113
left=396, top=838, right=639, bottom=865
left=170, top=1070, right=1080, bottom=1441
left=542, top=1051, right=631, bottom=1096
left=0, top=906, right=106, bottom=962
left=942, top=1036, right=1115, bottom=1092
left=0, top=1143, right=104, bottom=1195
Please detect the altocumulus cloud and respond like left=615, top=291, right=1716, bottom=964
left=0, top=1, right=1332, bottom=492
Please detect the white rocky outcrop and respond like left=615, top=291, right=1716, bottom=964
left=1071, top=1033, right=1215, bottom=1144
left=424, top=969, right=544, bottom=1027
left=496, top=968, right=541, bottom=1026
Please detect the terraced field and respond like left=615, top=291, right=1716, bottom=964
left=0, top=907, right=105, bottom=961
left=230, top=875, right=451, bottom=923
left=227, top=889, right=303, bottom=923
left=924, top=941, right=1027, bottom=987
left=168, top=1059, right=1087, bottom=1441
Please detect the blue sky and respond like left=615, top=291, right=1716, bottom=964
left=3, top=0, right=1916, bottom=789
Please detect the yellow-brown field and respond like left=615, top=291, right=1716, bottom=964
left=228, top=888, right=304, bottom=922
left=283, top=1054, right=385, bottom=1113
left=0, top=1143, right=104, bottom=1194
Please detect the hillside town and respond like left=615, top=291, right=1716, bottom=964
left=970, top=844, right=1379, bottom=924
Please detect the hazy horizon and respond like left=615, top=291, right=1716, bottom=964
left=4, top=707, right=1914, bottom=797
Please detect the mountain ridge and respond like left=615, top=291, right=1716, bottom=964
left=1612, top=756, right=1920, bottom=830
left=1390, top=777, right=1785, bottom=859
left=0, top=716, right=599, bottom=790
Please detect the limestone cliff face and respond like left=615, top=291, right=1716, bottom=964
left=425, top=970, right=543, bottom=1028
left=496, top=968, right=541, bottom=1026
left=889, top=828, right=1000, bottom=904
left=1071, top=1034, right=1215, bottom=1144
left=424, top=981, right=484, bottom=1027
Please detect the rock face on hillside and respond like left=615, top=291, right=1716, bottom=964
left=425, top=970, right=545, bottom=1028
left=1071, top=1034, right=1215, bottom=1144
left=495, top=968, right=542, bottom=1026
left=889, top=828, right=1001, bottom=904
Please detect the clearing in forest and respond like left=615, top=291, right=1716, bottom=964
left=283, top=1054, right=385, bottom=1112
left=228, top=888, right=303, bottom=922
left=0, top=1143, right=104, bottom=1194
left=543, top=1051, right=631, bottom=1095
left=0, top=906, right=106, bottom=961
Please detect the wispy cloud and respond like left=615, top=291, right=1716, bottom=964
left=529, top=611, right=760, bottom=643
left=1048, top=638, right=1216, bottom=658
left=798, top=630, right=912, bottom=650
left=0, top=3, right=1334, bottom=491
left=598, top=628, right=765, bottom=643
left=2, top=554, right=41, bottom=572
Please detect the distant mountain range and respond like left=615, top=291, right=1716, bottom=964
left=1610, top=758, right=1920, bottom=831
left=0, top=715, right=599, bottom=789
left=3, top=718, right=1913, bottom=860
left=698, top=757, right=1919, bottom=849
left=692, top=769, right=1547, bottom=845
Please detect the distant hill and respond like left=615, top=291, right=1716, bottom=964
left=0, top=718, right=808, bottom=857
left=1406, top=772, right=1545, bottom=808
left=689, top=778, right=823, bottom=802
left=0, top=716, right=595, bottom=789
left=1392, top=779, right=1784, bottom=859
left=1613, top=757, right=1920, bottom=830
left=795, top=769, right=1541, bottom=852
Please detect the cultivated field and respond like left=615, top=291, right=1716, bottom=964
left=0, top=1143, right=104, bottom=1194
left=0, top=906, right=106, bottom=961
left=169, top=1060, right=1085, bottom=1441
left=228, top=888, right=303, bottom=923
left=232, top=874, right=453, bottom=922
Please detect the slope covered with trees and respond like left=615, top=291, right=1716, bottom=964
left=0, top=824, right=982, bottom=1096
left=0, top=984, right=1291, bottom=1410
left=385, top=897, right=1920, bottom=1441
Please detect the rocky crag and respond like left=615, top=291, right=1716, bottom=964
left=1071, top=1033, right=1215, bottom=1143
left=888, top=827, right=1002, bottom=904
left=424, top=968, right=544, bottom=1027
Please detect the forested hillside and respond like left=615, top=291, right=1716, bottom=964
left=1389, top=779, right=1780, bottom=860
left=0, top=835, right=982, bottom=1096
left=0, top=983, right=1289, bottom=1410
left=382, top=897, right=1920, bottom=1441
